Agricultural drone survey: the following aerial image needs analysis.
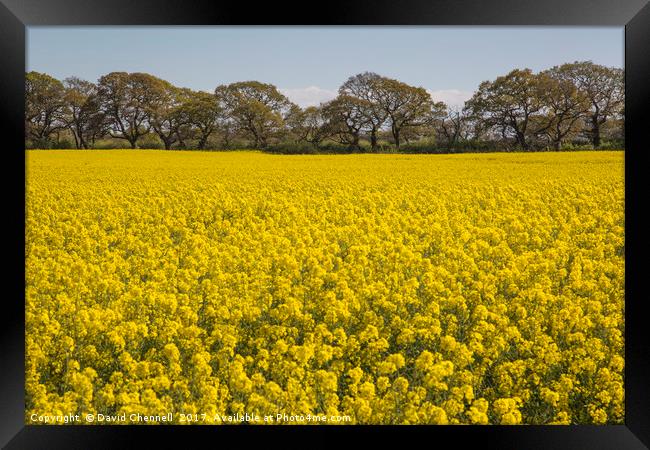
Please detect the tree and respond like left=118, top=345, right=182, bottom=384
left=547, top=61, right=624, bottom=147
left=285, top=105, right=333, bottom=148
left=282, top=104, right=305, bottom=143
left=435, top=106, right=471, bottom=148
left=216, top=120, right=237, bottom=149
left=339, top=72, right=388, bottom=151
left=465, top=69, right=551, bottom=151
left=25, top=71, right=67, bottom=147
left=321, top=95, right=370, bottom=150
left=373, top=77, right=444, bottom=149
left=215, top=81, right=294, bottom=148
left=148, top=84, right=191, bottom=150
left=62, top=77, right=106, bottom=149
left=460, top=105, right=493, bottom=144
left=536, top=71, right=590, bottom=149
left=97, top=72, right=166, bottom=149
left=178, top=90, right=222, bottom=150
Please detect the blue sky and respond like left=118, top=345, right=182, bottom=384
left=27, top=26, right=623, bottom=107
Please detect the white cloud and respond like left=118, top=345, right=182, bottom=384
left=426, top=89, right=474, bottom=108
left=280, top=86, right=338, bottom=108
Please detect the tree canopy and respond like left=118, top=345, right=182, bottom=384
left=25, top=62, right=624, bottom=152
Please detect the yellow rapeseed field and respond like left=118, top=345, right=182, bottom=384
left=25, top=150, right=624, bottom=425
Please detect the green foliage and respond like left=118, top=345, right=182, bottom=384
left=138, top=134, right=165, bottom=150
left=265, top=141, right=319, bottom=154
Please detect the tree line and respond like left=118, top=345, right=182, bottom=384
left=25, top=61, right=624, bottom=153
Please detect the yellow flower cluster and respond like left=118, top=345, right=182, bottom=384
left=25, top=150, right=624, bottom=425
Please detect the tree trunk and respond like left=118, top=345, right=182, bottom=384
left=516, top=132, right=528, bottom=151
left=351, top=133, right=360, bottom=150
left=71, top=129, right=80, bottom=149
left=370, top=128, right=378, bottom=151
left=591, top=117, right=601, bottom=148
left=393, top=128, right=400, bottom=149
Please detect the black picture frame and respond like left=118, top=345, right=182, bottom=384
left=1, top=1, right=648, bottom=448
